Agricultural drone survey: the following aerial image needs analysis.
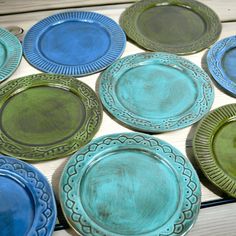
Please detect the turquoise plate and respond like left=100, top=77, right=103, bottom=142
left=207, top=35, right=236, bottom=97
left=0, top=27, right=22, bottom=82
left=60, top=132, right=201, bottom=236
left=98, top=52, right=214, bottom=132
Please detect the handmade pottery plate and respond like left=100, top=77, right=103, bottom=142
left=193, top=104, right=236, bottom=198
left=207, top=35, right=236, bottom=97
left=60, top=132, right=201, bottom=236
left=120, top=0, right=221, bottom=55
left=23, top=11, right=126, bottom=76
left=0, top=155, right=57, bottom=236
left=0, top=74, right=102, bottom=161
left=0, top=27, right=22, bottom=82
left=98, top=52, right=214, bottom=133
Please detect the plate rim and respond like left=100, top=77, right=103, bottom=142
left=119, top=0, right=221, bottom=55
left=207, top=35, right=236, bottom=97
left=0, top=155, right=57, bottom=235
left=98, top=52, right=214, bottom=133
left=23, top=11, right=126, bottom=76
left=0, top=73, right=103, bottom=161
left=0, top=27, right=22, bottom=82
left=60, top=132, right=201, bottom=236
left=193, top=103, right=236, bottom=198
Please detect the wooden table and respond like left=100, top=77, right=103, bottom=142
left=1, top=1, right=236, bottom=235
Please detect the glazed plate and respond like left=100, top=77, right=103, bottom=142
left=0, top=155, right=57, bottom=236
left=120, top=0, right=221, bottom=55
left=0, top=74, right=102, bottom=161
left=23, top=11, right=126, bottom=76
left=60, top=132, right=201, bottom=236
left=98, top=52, right=214, bottom=133
left=207, top=35, right=236, bottom=97
left=193, top=104, right=236, bottom=198
left=0, top=27, right=22, bottom=81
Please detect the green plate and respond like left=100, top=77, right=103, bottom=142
left=0, top=27, right=22, bottom=81
left=120, top=0, right=221, bottom=55
left=60, top=132, right=201, bottom=236
left=193, top=104, right=236, bottom=198
left=0, top=74, right=102, bottom=161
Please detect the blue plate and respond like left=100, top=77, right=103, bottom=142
left=60, top=132, right=201, bottom=236
left=207, top=35, right=236, bottom=96
left=0, top=27, right=22, bottom=82
left=23, top=11, right=126, bottom=76
left=98, top=52, right=214, bottom=132
left=0, top=156, right=57, bottom=236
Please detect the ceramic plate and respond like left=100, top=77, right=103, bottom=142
left=207, top=35, right=236, bottom=97
left=60, top=132, right=201, bottom=236
left=0, top=73, right=102, bottom=161
left=98, top=52, right=214, bottom=133
left=0, top=155, right=57, bottom=236
left=193, top=104, right=236, bottom=198
left=23, top=11, right=126, bottom=76
left=0, top=27, right=22, bottom=81
left=120, top=0, right=221, bottom=55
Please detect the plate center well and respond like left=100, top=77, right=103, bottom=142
left=222, top=47, right=236, bottom=82
left=0, top=86, right=85, bottom=146
left=213, top=120, right=236, bottom=179
left=38, top=21, right=111, bottom=65
left=0, top=175, right=35, bottom=236
left=115, top=64, right=197, bottom=119
left=80, top=149, right=180, bottom=235
left=137, top=5, right=206, bottom=46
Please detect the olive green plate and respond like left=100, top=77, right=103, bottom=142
left=120, top=0, right=221, bottom=55
left=0, top=74, right=102, bottom=161
left=193, top=104, right=236, bottom=198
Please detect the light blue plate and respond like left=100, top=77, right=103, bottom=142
left=207, top=35, right=236, bottom=97
left=23, top=11, right=126, bottom=76
left=0, top=27, right=22, bottom=82
left=98, top=52, right=214, bottom=133
left=60, top=132, right=201, bottom=236
left=0, top=155, right=57, bottom=236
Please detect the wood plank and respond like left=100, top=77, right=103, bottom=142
left=0, top=0, right=236, bottom=22
left=52, top=203, right=236, bottom=236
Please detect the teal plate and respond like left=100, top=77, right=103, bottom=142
left=0, top=27, right=22, bottom=81
left=60, top=132, right=201, bottom=236
left=98, top=52, right=214, bottom=133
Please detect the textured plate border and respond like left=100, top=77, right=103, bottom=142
left=0, top=73, right=103, bottom=161
left=0, top=155, right=57, bottom=235
left=23, top=11, right=126, bottom=76
left=0, top=27, right=22, bottom=82
left=119, top=0, right=221, bottom=55
left=60, top=132, right=201, bottom=236
left=98, top=52, right=214, bottom=133
left=193, top=104, right=236, bottom=198
left=207, top=35, right=236, bottom=97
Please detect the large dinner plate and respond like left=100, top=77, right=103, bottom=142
left=0, top=74, right=102, bottom=161
left=60, top=132, right=201, bottom=236
left=193, top=104, right=236, bottom=198
left=0, top=27, right=22, bottom=82
left=23, top=11, right=126, bottom=76
left=207, top=35, right=236, bottom=97
left=0, top=155, right=57, bottom=236
left=120, top=0, right=221, bottom=55
left=98, top=52, right=214, bottom=133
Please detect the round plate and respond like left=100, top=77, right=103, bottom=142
left=207, top=35, right=236, bottom=97
left=120, top=0, right=221, bottom=55
left=98, top=52, right=214, bottom=133
left=0, top=27, right=22, bottom=81
left=23, top=11, right=126, bottom=76
left=0, top=155, right=56, bottom=236
left=60, top=132, right=201, bottom=236
left=0, top=73, right=102, bottom=161
left=193, top=104, right=236, bottom=198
